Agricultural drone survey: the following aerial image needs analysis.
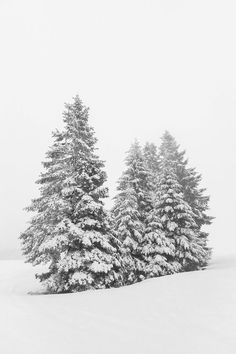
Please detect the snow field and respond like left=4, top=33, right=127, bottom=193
left=0, top=254, right=236, bottom=354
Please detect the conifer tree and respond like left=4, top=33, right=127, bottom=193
left=158, top=131, right=212, bottom=266
left=112, top=187, right=143, bottom=284
left=156, top=160, right=207, bottom=271
left=112, top=141, right=152, bottom=283
left=141, top=142, right=178, bottom=278
left=20, top=95, right=122, bottom=293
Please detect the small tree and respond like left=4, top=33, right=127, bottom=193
left=20, top=96, right=122, bottom=293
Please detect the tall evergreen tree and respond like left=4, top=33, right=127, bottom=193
left=141, top=142, right=178, bottom=278
left=156, top=160, right=207, bottom=271
left=112, top=141, right=152, bottom=283
left=20, top=95, right=122, bottom=293
left=158, top=131, right=212, bottom=266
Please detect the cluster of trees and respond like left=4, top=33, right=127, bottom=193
left=20, top=96, right=212, bottom=293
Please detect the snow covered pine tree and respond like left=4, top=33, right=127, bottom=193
left=157, top=131, right=212, bottom=270
left=112, top=141, right=152, bottom=284
left=20, top=96, right=122, bottom=293
left=140, top=142, right=177, bottom=278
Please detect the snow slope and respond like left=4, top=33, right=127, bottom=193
left=0, top=255, right=236, bottom=354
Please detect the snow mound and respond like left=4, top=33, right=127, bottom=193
left=0, top=255, right=236, bottom=354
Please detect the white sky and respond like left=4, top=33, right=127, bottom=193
left=0, top=0, right=235, bottom=257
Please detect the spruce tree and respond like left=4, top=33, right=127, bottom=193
left=112, top=141, right=152, bottom=283
left=20, top=95, right=122, bottom=293
left=158, top=131, right=212, bottom=266
left=157, top=160, right=207, bottom=271
left=141, top=142, right=177, bottom=278
left=112, top=187, right=143, bottom=284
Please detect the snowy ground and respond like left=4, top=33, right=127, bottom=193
left=0, top=255, right=236, bottom=354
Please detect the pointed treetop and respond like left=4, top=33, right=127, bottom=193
left=125, top=139, right=142, bottom=162
left=159, top=131, right=187, bottom=168
left=143, top=141, right=159, bottom=173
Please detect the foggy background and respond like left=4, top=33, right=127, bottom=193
left=0, top=0, right=235, bottom=259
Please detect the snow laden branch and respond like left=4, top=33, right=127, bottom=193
left=20, top=98, right=213, bottom=294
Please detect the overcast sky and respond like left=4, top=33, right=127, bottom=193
left=0, top=0, right=235, bottom=258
